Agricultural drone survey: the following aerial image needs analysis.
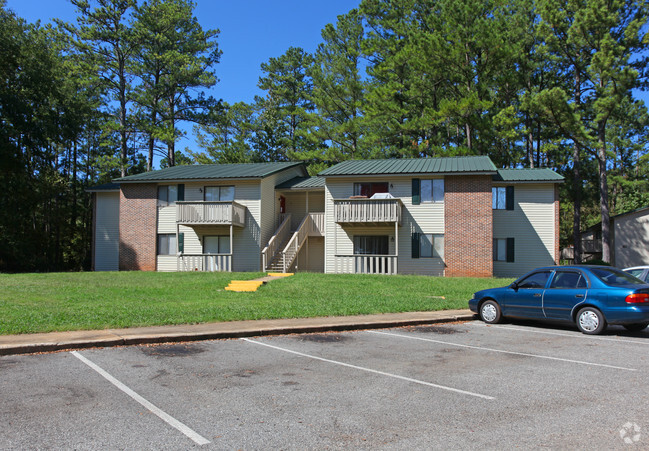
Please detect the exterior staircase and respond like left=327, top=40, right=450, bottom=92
left=266, top=235, right=298, bottom=272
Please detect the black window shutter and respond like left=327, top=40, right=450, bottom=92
left=412, top=233, right=420, bottom=258
left=506, top=238, right=515, bottom=262
left=412, top=179, right=420, bottom=205
left=506, top=186, right=514, bottom=210
left=177, top=184, right=185, bottom=202
left=178, top=233, right=184, bottom=254
left=493, top=238, right=497, bottom=261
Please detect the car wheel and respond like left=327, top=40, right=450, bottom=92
left=623, top=323, right=649, bottom=332
left=576, top=307, right=606, bottom=335
left=479, top=300, right=502, bottom=324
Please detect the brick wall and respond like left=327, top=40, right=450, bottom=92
left=119, top=184, right=157, bottom=271
left=444, top=175, right=493, bottom=277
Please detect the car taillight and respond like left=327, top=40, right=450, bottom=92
left=626, top=293, right=649, bottom=304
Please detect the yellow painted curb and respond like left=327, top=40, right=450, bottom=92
left=267, top=273, right=294, bottom=278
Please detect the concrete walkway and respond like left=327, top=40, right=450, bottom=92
left=0, top=309, right=475, bottom=356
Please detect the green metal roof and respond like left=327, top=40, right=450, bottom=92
left=318, top=156, right=497, bottom=176
left=276, top=176, right=325, bottom=190
left=494, top=168, right=564, bottom=183
left=114, top=162, right=306, bottom=183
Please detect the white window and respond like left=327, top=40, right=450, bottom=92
left=157, top=185, right=178, bottom=207
left=205, top=186, right=235, bottom=201
left=157, top=234, right=177, bottom=255
left=204, top=236, right=230, bottom=254
left=354, top=236, right=389, bottom=255
left=420, top=234, right=444, bottom=258
left=494, top=238, right=507, bottom=261
left=421, top=179, right=444, bottom=203
left=493, top=238, right=514, bottom=262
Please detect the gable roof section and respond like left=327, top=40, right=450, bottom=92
left=276, top=176, right=325, bottom=190
left=318, top=156, right=497, bottom=177
left=494, top=168, right=564, bottom=183
left=114, top=162, right=306, bottom=183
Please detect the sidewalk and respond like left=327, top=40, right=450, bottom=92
left=0, top=309, right=475, bottom=356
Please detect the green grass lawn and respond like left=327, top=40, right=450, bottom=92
left=0, top=272, right=513, bottom=335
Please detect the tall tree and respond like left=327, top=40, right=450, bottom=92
left=307, top=9, right=367, bottom=172
left=65, top=0, right=138, bottom=177
left=132, top=0, right=221, bottom=168
left=257, top=47, right=315, bottom=161
left=192, top=101, right=260, bottom=164
left=536, top=0, right=649, bottom=263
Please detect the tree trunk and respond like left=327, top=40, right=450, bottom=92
left=598, top=122, right=611, bottom=263
left=572, top=72, right=582, bottom=264
left=572, top=142, right=582, bottom=264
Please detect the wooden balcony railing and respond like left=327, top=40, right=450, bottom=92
left=178, top=254, right=232, bottom=272
left=176, top=201, right=246, bottom=227
left=333, top=198, right=402, bottom=225
left=334, top=254, right=398, bottom=275
left=309, top=212, right=325, bottom=236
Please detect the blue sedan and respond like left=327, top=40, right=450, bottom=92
left=469, top=266, right=649, bottom=334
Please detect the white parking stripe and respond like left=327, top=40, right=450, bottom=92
left=467, top=321, right=649, bottom=345
left=242, top=338, right=495, bottom=400
left=368, top=331, right=637, bottom=371
left=71, top=351, right=210, bottom=446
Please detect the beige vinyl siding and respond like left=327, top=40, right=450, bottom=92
left=155, top=181, right=262, bottom=272
left=613, top=210, right=649, bottom=268
left=260, top=166, right=306, bottom=238
left=324, top=176, right=444, bottom=275
left=293, top=236, right=325, bottom=272
left=281, top=192, right=326, bottom=230
left=94, top=192, right=120, bottom=271
left=493, top=184, right=556, bottom=277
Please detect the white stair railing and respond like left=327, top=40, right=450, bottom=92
left=262, top=214, right=292, bottom=271
left=279, top=214, right=313, bottom=272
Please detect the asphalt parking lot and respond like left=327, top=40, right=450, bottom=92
left=2, top=320, right=649, bottom=450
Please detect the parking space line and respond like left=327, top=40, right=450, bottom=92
left=242, top=338, right=494, bottom=400
left=71, top=351, right=210, bottom=446
left=368, top=331, right=637, bottom=371
left=467, top=321, right=649, bottom=345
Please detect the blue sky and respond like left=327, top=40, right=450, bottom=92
left=6, top=0, right=361, bottom=105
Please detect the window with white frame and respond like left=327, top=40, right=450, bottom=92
left=205, top=186, right=235, bottom=201
left=412, top=233, right=444, bottom=258
left=353, top=182, right=389, bottom=197
left=353, top=236, right=389, bottom=255
left=493, top=238, right=514, bottom=262
left=158, top=185, right=178, bottom=207
left=204, top=235, right=230, bottom=254
left=492, top=186, right=514, bottom=210
left=421, top=179, right=444, bottom=203
left=419, top=233, right=444, bottom=258
left=157, top=234, right=177, bottom=255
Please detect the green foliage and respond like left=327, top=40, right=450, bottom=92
left=256, top=47, right=316, bottom=161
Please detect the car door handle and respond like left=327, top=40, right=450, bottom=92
left=534, top=293, right=542, bottom=297
left=575, top=294, right=584, bottom=298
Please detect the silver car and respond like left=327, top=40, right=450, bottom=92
left=624, top=266, right=649, bottom=283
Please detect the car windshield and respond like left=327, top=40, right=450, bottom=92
left=590, top=267, right=645, bottom=286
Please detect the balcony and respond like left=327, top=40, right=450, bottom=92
left=582, top=239, right=602, bottom=254
left=333, top=198, right=402, bottom=225
left=176, top=201, right=246, bottom=227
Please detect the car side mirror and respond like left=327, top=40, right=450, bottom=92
left=510, top=282, right=519, bottom=292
